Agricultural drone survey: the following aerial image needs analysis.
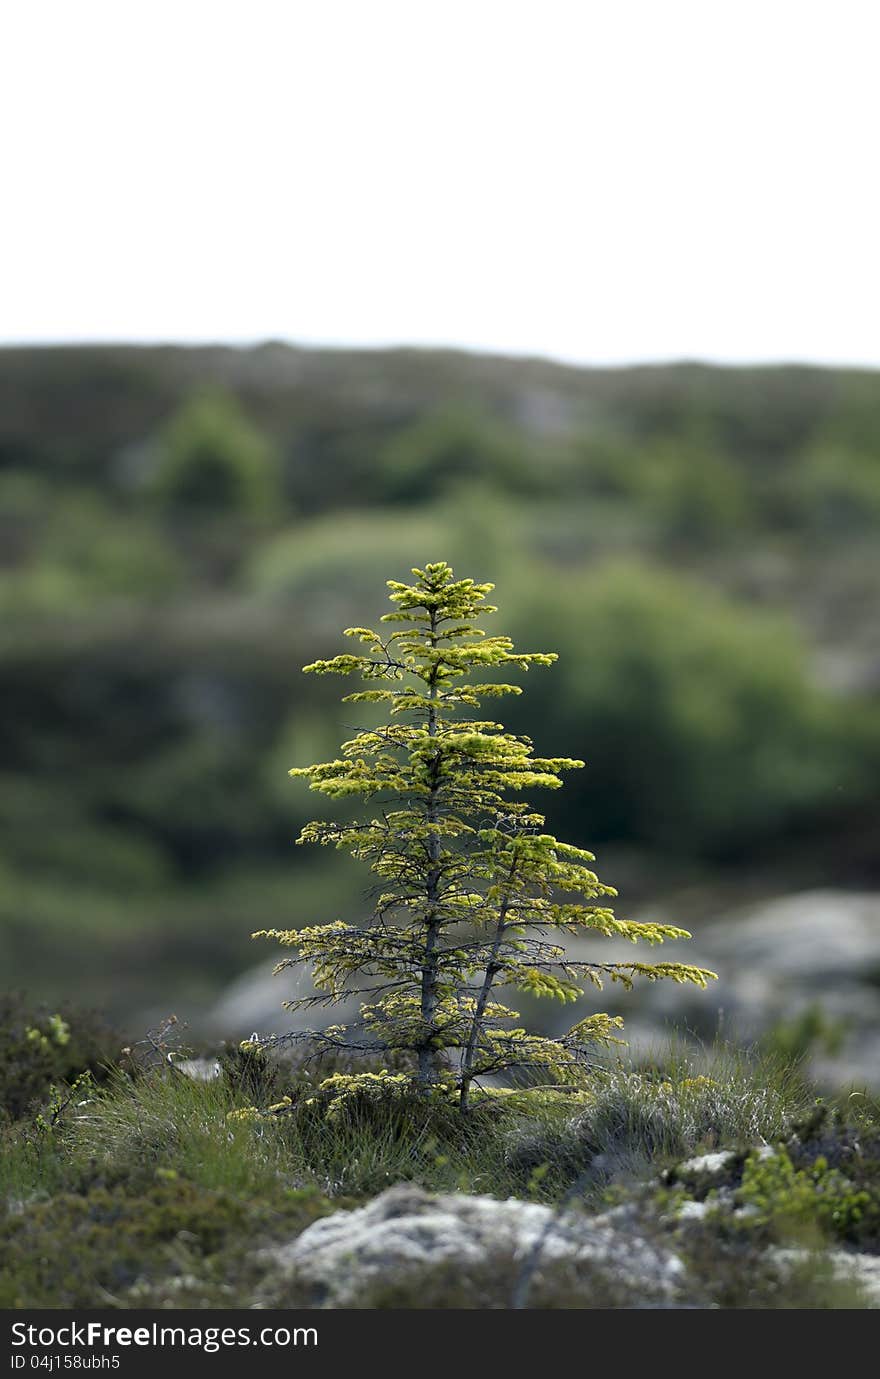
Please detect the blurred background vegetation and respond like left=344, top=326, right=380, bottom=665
left=2, top=344, right=879, bottom=1029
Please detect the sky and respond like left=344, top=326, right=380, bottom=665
left=3, top=1, right=879, bottom=367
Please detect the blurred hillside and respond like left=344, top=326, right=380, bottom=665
left=2, top=344, right=880, bottom=1023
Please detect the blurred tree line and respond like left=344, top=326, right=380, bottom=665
left=1, top=346, right=879, bottom=1016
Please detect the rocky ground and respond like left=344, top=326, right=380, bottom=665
left=264, top=1171, right=880, bottom=1310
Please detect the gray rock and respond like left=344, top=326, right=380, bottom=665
left=771, top=1249, right=880, bottom=1307
left=675, top=1200, right=710, bottom=1221
left=825, top=1251, right=880, bottom=1306
left=270, top=1183, right=685, bottom=1308
left=174, top=1057, right=221, bottom=1082
left=677, top=1151, right=736, bottom=1178
left=202, top=957, right=362, bottom=1040
left=564, top=889, right=880, bottom=1087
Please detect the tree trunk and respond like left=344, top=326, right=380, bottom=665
left=459, top=850, right=518, bottom=1112
left=418, top=610, right=442, bottom=1089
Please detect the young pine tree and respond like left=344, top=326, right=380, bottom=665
left=254, top=562, right=715, bottom=1112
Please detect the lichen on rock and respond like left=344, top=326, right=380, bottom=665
left=268, top=1183, right=686, bottom=1309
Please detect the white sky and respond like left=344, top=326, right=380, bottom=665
left=2, top=1, right=879, bottom=366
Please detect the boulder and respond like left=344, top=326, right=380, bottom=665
left=202, top=957, right=362, bottom=1040
left=773, top=1249, right=880, bottom=1307
left=268, top=1183, right=685, bottom=1308
left=564, top=890, right=880, bottom=1087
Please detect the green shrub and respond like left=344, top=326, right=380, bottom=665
left=0, top=1176, right=328, bottom=1308
left=789, top=447, right=880, bottom=536
left=508, top=562, right=867, bottom=855
left=678, top=1229, right=874, bottom=1309
left=737, top=1146, right=878, bottom=1246
left=762, top=1004, right=848, bottom=1064
left=245, top=508, right=463, bottom=610
left=0, top=776, right=172, bottom=890
left=567, top=434, right=752, bottom=543
left=150, top=390, right=280, bottom=517
left=0, top=995, right=122, bottom=1122
left=376, top=408, right=534, bottom=502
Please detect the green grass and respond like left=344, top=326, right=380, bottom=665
left=502, top=1042, right=814, bottom=1201
left=58, top=1059, right=513, bottom=1201
left=52, top=1042, right=813, bottom=1209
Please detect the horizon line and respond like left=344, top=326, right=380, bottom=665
left=1, top=336, right=880, bottom=375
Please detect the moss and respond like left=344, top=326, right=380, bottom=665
left=678, top=1231, right=874, bottom=1309
left=0, top=1176, right=332, bottom=1309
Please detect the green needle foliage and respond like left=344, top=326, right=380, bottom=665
left=254, top=562, right=716, bottom=1111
